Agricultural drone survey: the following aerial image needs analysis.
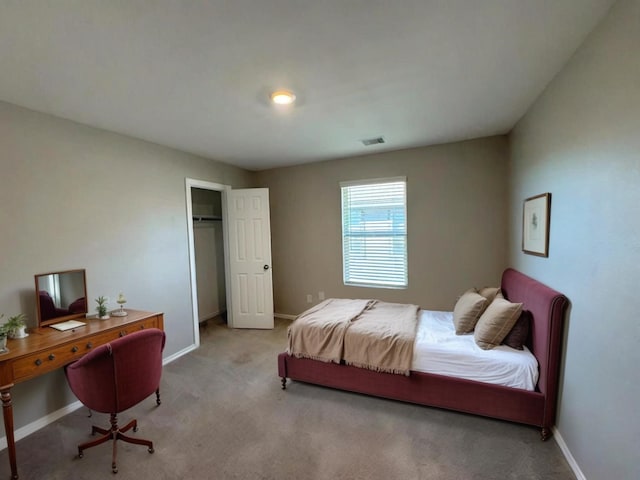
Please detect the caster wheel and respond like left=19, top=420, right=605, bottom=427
left=112, top=468, right=118, bottom=474
left=78, top=453, right=84, bottom=459
left=148, top=447, right=154, bottom=454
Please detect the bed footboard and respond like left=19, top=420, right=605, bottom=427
left=279, top=352, right=546, bottom=430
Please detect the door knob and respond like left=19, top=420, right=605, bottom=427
left=263, top=265, right=269, bottom=270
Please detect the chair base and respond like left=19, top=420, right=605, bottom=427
left=78, top=414, right=154, bottom=474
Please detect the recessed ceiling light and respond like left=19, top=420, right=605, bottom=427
left=270, top=90, right=296, bottom=105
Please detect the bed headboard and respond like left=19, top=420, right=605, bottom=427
left=500, top=268, right=568, bottom=403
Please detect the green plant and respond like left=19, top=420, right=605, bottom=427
left=6, top=313, right=26, bottom=330
left=95, top=296, right=108, bottom=317
left=4, top=313, right=27, bottom=339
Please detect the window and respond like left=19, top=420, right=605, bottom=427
left=340, top=177, right=407, bottom=288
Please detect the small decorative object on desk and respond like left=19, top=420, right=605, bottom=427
left=95, top=295, right=110, bottom=319
left=6, top=313, right=28, bottom=339
left=112, top=292, right=128, bottom=317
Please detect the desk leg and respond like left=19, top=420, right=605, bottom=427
left=1, top=387, right=18, bottom=480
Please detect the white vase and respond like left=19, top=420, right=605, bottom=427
left=9, top=326, right=27, bottom=339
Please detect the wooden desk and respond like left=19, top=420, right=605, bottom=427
left=0, top=309, right=164, bottom=479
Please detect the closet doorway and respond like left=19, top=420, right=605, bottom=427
left=185, top=179, right=231, bottom=347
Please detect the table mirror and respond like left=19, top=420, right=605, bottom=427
left=35, top=269, right=88, bottom=327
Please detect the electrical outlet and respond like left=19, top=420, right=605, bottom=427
left=306, top=294, right=313, bottom=303
left=318, top=291, right=325, bottom=300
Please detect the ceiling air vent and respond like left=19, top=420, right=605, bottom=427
left=361, top=137, right=385, bottom=146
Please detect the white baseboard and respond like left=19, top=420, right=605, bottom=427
left=275, top=313, right=296, bottom=321
left=163, top=343, right=197, bottom=364
left=0, top=400, right=84, bottom=451
left=0, top=342, right=194, bottom=452
left=553, top=426, right=586, bottom=480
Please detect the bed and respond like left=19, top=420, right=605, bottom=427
left=277, top=268, right=568, bottom=440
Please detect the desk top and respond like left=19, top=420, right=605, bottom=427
left=0, top=309, right=163, bottom=362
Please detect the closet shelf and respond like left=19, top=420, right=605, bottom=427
left=193, top=215, right=222, bottom=222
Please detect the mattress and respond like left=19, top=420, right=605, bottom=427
left=412, top=310, right=539, bottom=391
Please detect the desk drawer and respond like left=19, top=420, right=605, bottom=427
left=12, top=343, right=90, bottom=381
left=12, top=316, right=162, bottom=382
left=112, top=316, right=161, bottom=336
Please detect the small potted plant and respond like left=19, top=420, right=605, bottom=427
left=6, top=313, right=28, bottom=339
left=95, top=296, right=110, bottom=319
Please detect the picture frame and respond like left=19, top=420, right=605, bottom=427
left=522, top=193, right=551, bottom=257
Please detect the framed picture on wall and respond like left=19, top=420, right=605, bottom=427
left=522, top=193, right=551, bottom=257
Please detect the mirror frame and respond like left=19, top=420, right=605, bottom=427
left=35, top=269, right=88, bottom=327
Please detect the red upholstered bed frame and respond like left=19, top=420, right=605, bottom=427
left=278, top=268, right=568, bottom=440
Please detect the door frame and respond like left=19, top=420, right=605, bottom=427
left=185, top=178, right=234, bottom=348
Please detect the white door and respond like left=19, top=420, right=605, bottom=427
left=226, top=188, right=274, bottom=329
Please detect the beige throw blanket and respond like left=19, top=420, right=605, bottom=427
left=287, top=298, right=374, bottom=363
left=344, top=301, right=419, bottom=376
left=287, top=299, right=419, bottom=375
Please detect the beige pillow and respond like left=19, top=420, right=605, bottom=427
left=478, top=287, right=500, bottom=306
left=474, top=296, right=523, bottom=350
left=453, top=289, right=487, bottom=335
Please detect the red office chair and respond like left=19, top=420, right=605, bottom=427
left=65, top=328, right=166, bottom=474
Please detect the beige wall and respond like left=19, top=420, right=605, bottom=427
left=0, top=101, right=252, bottom=432
left=257, top=136, right=509, bottom=315
left=508, top=0, right=639, bottom=478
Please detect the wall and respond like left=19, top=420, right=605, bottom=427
left=0, top=101, right=252, bottom=434
left=256, top=136, right=509, bottom=315
left=508, top=0, right=639, bottom=478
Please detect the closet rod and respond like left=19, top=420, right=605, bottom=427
left=192, top=215, right=222, bottom=222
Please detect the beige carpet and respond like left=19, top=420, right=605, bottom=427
left=1, top=317, right=575, bottom=479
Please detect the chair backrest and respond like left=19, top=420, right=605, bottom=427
left=65, top=328, right=166, bottom=414
left=38, top=290, right=59, bottom=321
left=68, top=296, right=87, bottom=314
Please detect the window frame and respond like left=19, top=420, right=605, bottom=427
left=340, top=176, right=408, bottom=289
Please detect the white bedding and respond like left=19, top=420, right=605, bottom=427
left=412, top=310, right=539, bottom=391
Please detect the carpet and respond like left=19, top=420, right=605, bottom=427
left=0, top=317, right=575, bottom=479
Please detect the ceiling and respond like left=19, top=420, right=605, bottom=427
left=0, top=1, right=615, bottom=171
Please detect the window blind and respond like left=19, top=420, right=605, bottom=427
left=340, top=178, right=407, bottom=288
